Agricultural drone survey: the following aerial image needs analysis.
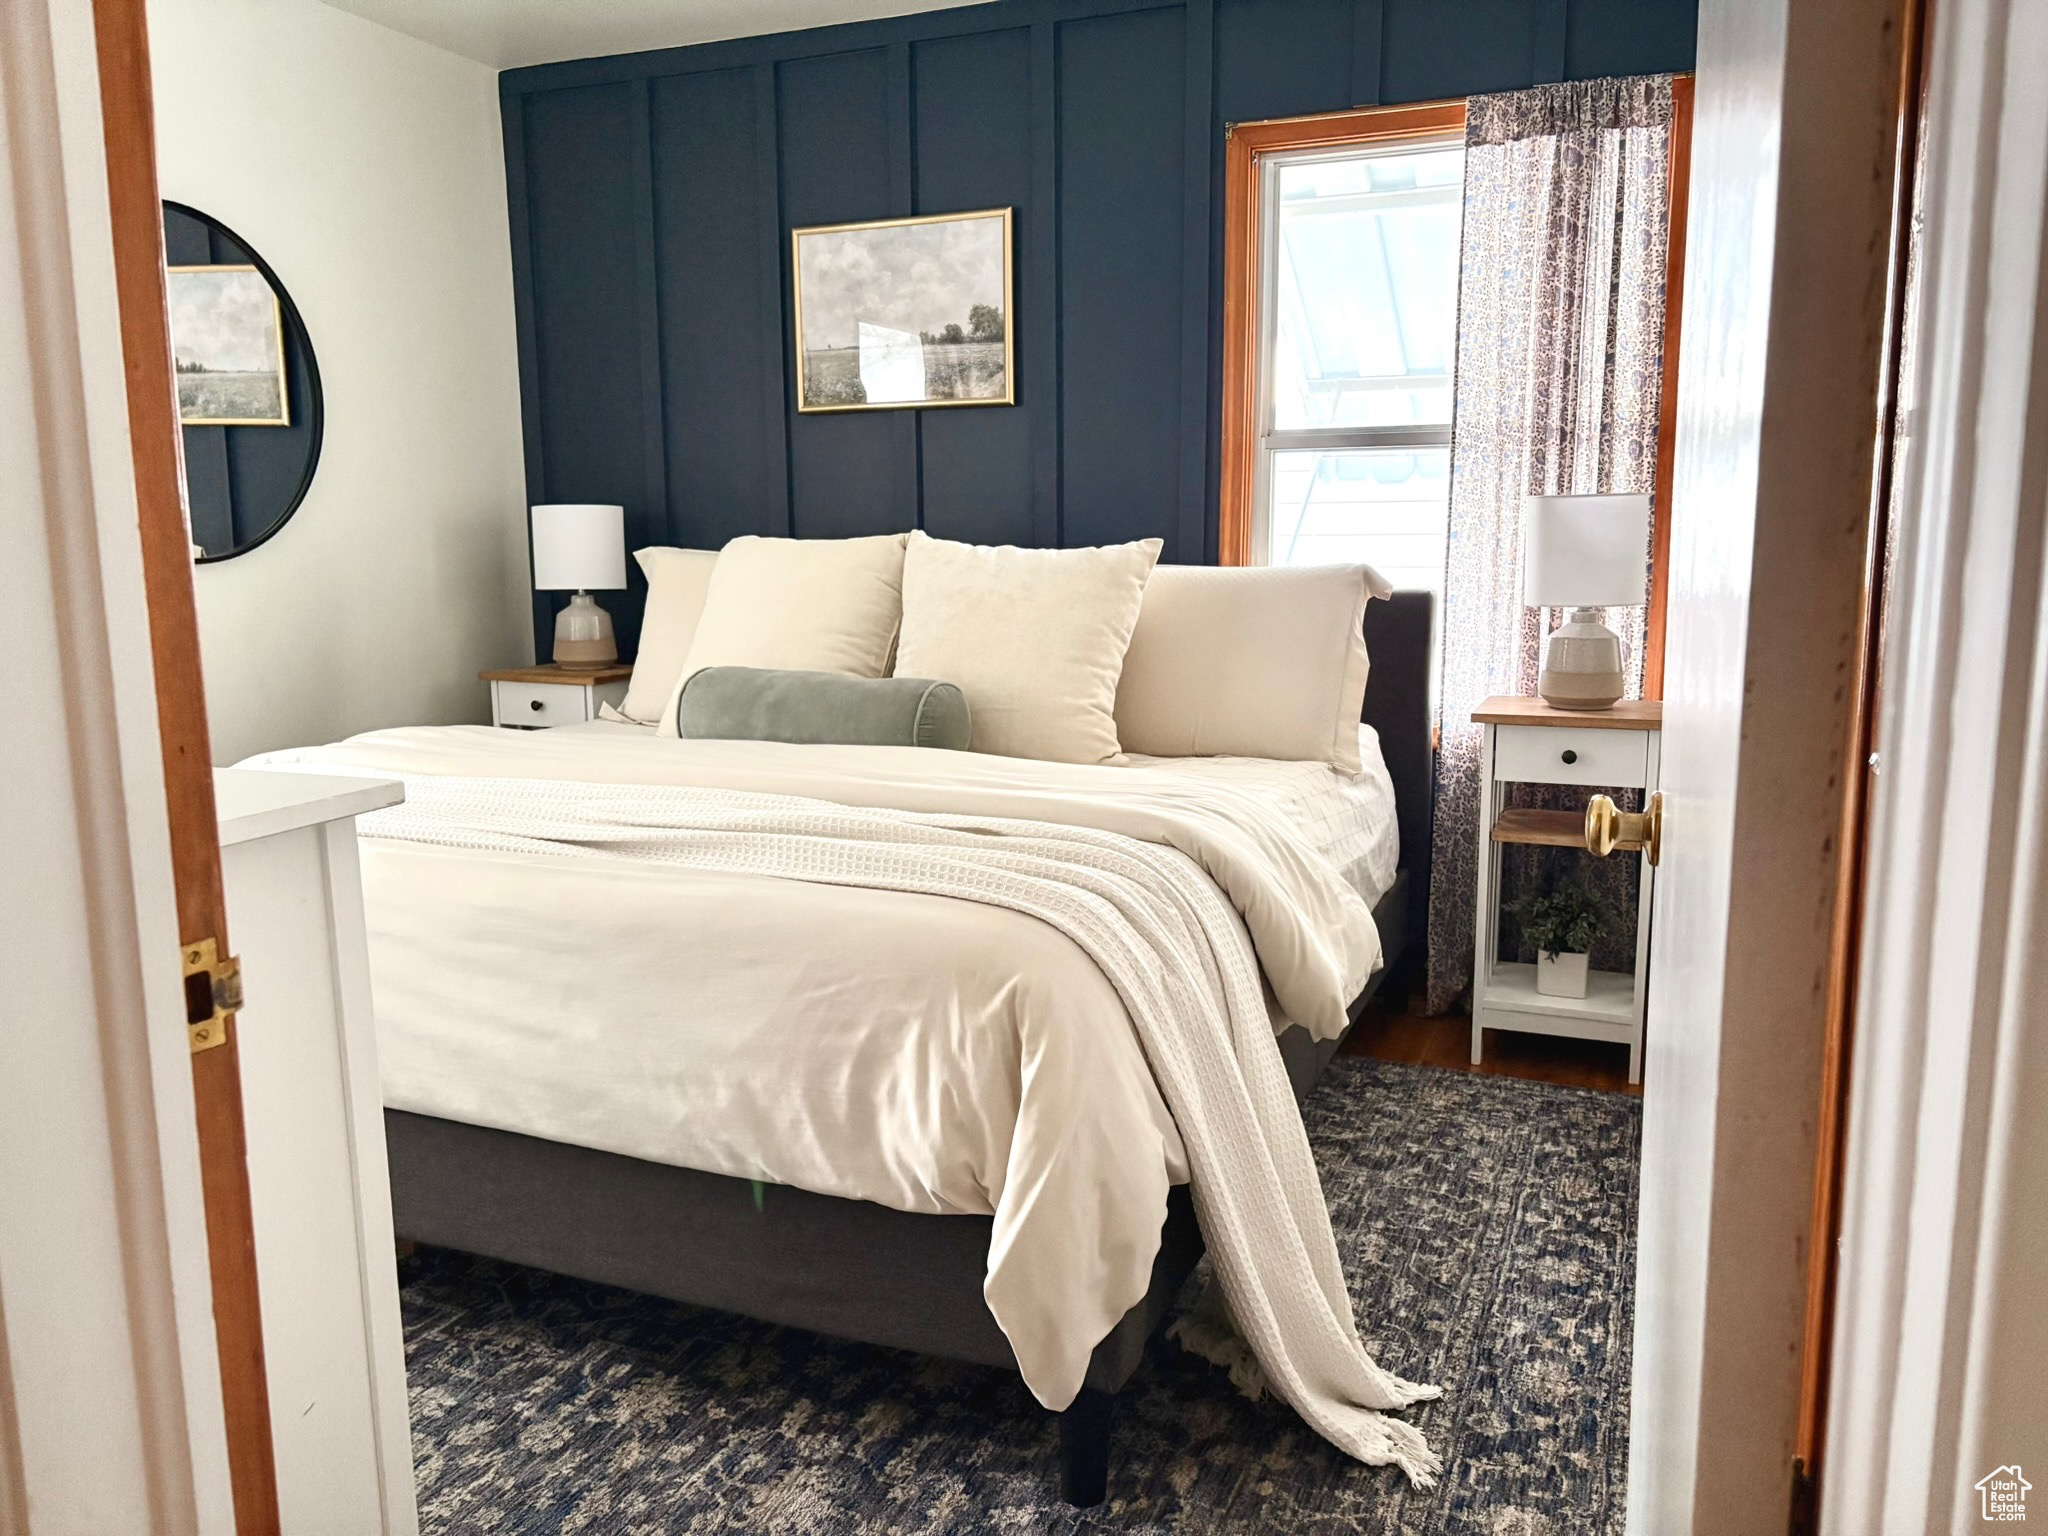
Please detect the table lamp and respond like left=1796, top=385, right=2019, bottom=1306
left=1522, top=493, right=1651, bottom=710
left=532, top=503, right=626, bottom=670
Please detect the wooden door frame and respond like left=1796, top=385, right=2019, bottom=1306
left=90, top=0, right=284, bottom=1528
left=1790, top=0, right=1929, bottom=1515
left=0, top=0, right=241, bottom=1527
left=1216, top=85, right=1694, bottom=701
left=1820, top=0, right=2048, bottom=1522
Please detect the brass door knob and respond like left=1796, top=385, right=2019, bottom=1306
left=1585, top=791, right=1663, bottom=865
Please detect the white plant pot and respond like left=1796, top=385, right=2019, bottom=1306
left=1536, top=950, right=1590, bottom=998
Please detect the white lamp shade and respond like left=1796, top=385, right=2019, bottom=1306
left=1521, top=493, right=1651, bottom=609
left=531, top=504, right=627, bottom=591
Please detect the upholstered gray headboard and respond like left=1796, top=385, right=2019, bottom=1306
left=1360, top=590, right=1435, bottom=954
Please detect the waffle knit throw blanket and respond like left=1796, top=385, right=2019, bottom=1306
left=363, top=775, right=1442, bottom=1482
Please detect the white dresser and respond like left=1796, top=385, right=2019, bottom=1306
left=1468, top=696, right=1662, bottom=1084
left=216, top=768, right=417, bottom=1536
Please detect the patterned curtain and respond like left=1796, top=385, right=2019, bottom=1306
left=1425, top=76, right=1676, bottom=1015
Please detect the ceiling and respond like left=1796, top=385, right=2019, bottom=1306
left=317, top=0, right=988, bottom=69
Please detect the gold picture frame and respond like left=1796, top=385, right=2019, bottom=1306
left=791, top=207, right=1014, bottom=412
left=166, top=263, right=291, bottom=427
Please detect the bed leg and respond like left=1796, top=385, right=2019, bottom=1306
left=1058, top=1387, right=1113, bottom=1507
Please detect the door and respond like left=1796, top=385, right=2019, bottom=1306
left=1626, top=0, right=1913, bottom=1532
left=92, top=0, right=282, bottom=1528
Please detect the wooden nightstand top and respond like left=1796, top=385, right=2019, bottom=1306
left=1473, top=694, right=1663, bottom=731
left=480, top=664, right=633, bottom=685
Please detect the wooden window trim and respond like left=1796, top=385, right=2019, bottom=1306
left=1219, top=101, right=1466, bottom=569
left=1218, top=85, right=1695, bottom=702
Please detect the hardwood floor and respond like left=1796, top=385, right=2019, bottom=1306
left=1342, top=974, right=1642, bottom=1096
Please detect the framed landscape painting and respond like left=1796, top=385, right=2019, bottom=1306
left=166, top=263, right=290, bottom=426
left=792, top=207, right=1013, bottom=412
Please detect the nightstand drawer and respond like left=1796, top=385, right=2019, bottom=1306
left=493, top=680, right=593, bottom=727
left=1493, top=723, right=1649, bottom=788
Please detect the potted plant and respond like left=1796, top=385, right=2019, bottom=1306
left=1509, top=876, right=1616, bottom=999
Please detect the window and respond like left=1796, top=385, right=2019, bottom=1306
left=1221, top=104, right=1468, bottom=594
left=1259, top=141, right=1463, bottom=587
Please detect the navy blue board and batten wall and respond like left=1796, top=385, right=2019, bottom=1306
left=502, top=0, right=1696, bottom=662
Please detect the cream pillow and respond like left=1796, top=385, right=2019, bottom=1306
left=658, top=533, right=909, bottom=736
left=894, top=531, right=1161, bottom=764
left=1113, top=563, right=1391, bottom=772
left=618, top=546, right=719, bottom=724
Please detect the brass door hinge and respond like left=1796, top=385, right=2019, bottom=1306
left=182, top=937, right=242, bottom=1054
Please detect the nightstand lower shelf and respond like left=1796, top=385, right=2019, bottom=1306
left=1475, top=963, right=1639, bottom=1045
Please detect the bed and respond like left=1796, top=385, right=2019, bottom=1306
left=265, top=587, right=1434, bottom=1506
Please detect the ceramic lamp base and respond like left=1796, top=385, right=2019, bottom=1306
left=552, top=589, right=616, bottom=670
left=1537, top=607, right=1625, bottom=710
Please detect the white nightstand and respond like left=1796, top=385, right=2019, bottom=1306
left=1470, top=695, right=1662, bottom=1083
left=481, top=664, right=631, bottom=729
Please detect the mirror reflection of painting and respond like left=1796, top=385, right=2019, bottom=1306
left=161, top=201, right=324, bottom=563
left=167, top=265, right=289, bottom=426
left=793, top=208, right=1013, bottom=411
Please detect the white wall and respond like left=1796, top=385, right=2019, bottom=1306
left=149, top=0, right=530, bottom=763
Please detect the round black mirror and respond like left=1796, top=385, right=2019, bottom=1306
left=161, top=202, right=322, bottom=561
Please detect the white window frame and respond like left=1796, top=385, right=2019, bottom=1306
left=1249, top=134, right=1464, bottom=567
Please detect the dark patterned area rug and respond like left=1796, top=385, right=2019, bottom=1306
left=401, top=1058, right=1640, bottom=1534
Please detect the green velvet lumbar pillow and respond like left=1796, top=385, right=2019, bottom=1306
left=673, top=666, right=972, bottom=750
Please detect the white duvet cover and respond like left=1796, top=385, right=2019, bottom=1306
left=248, top=725, right=1425, bottom=1469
